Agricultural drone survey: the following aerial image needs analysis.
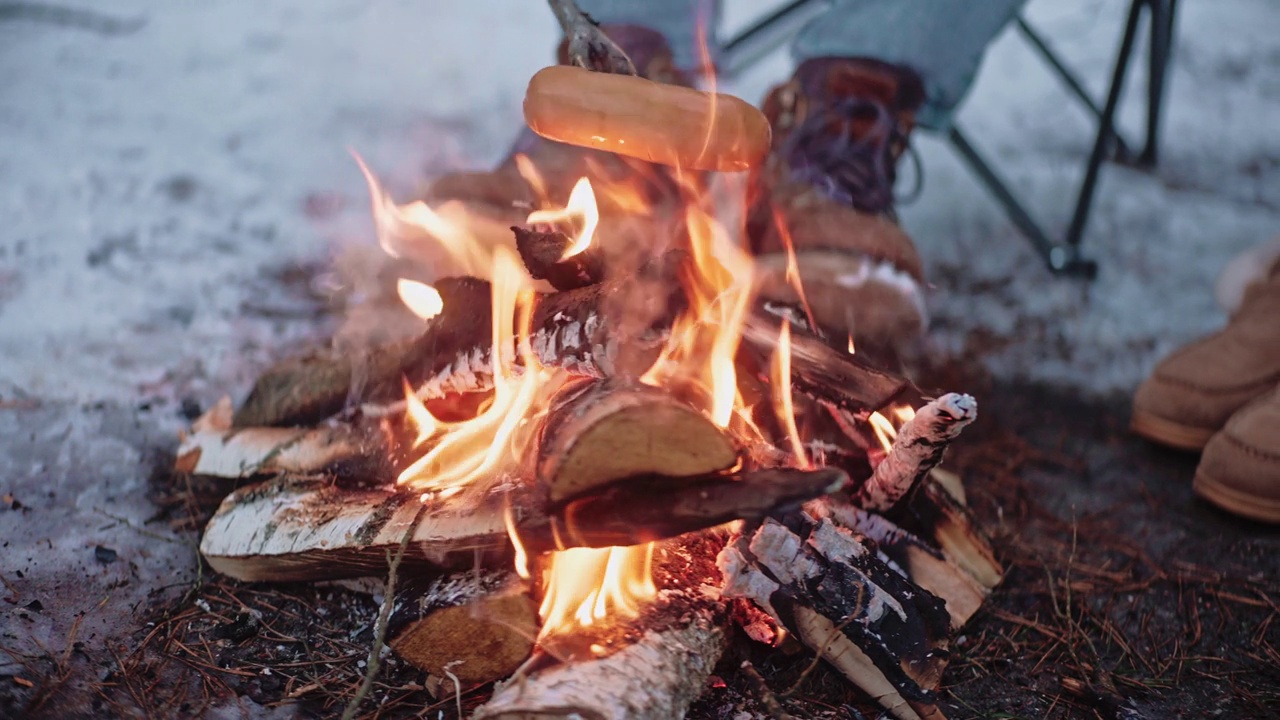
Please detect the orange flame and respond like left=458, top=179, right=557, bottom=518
left=537, top=544, right=656, bottom=642
left=395, top=247, right=555, bottom=496
left=396, top=279, right=443, bottom=320
left=514, top=153, right=549, bottom=206
left=773, top=208, right=818, bottom=332
left=402, top=378, right=437, bottom=446
left=526, top=177, right=599, bottom=260
left=868, top=404, right=917, bottom=454
left=847, top=334, right=856, bottom=355
left=641, top=187, right=755, bottom=430
left=772, top=321, right=809, bottom=468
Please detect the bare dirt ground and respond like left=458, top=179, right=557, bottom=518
left=3, top=1, right=1280, bottom=718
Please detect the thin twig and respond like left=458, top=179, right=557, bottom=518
left=340, top=503, right=425, bottom=720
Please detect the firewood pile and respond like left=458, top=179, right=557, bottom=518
left=175, top=155, right=1002, bottom=719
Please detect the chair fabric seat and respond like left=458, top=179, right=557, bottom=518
left=791, top=0, right=1029, bottom=130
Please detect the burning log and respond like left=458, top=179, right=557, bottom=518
left=853, top=393, right=977, bottom=512
left=175, top=423, right=392, bottom=481
left=234, top=257, right=912, bottom=429
left=536, top=379, right=738, bottom=502
left=741, top=311, right=912, bottom=416
left=387, top=569, right=538, bottom=686
left=474, top=537, right=730, bottom=720
left=513, top=225, right=605, bottom=290
left=474, top=611, right=725, bottom=720
left=200, top=466, right=848, bottom=582
left=550, top=466, right=849, bottom=547
left=233, top=276, right=494, bottom=427
left=235, top=254, right=686, bottom=427
left=720, top=516, right=952, bottom=720
left=816, top=500, right=986, bottom=628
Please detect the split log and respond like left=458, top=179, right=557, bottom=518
left=514, top=225, right=604, bottom=290
left=536, top=379, right=738, bottom=503
left=201, top=466, right=848, bottom=582
left=474, top=611, right=724, bottom=720
left=853, top=393, right=977, bottom=512
left=474, top=537, right=729, bottom=720
left=387, top=569, right=537, bottom=686
left=719, top=516, right=952, bottom=720
left=816, top=500, right=986, bottom=628
left=175, top=423, right=392, bottom=482
left=198, top=476, right=512, bottom=582
left=890, top=479, right=1003, bottom=591
left=233, top=276, right=494, bottom=427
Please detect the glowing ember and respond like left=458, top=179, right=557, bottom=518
left=527, top=176, right=600, bottom=260
left=396, top=279, right=443, bottom=320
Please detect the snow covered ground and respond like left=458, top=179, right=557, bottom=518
left=1, top=0, right=1277, bottom=714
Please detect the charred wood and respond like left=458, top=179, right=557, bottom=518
left=513, top=225, right=605, bottom=290
left=719, top=516, right=951, bottom=720
left=816, top=499, right=987, bottom=628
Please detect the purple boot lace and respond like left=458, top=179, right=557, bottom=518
left=782, top=95, right=915, bottom=215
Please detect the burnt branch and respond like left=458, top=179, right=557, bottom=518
left=513, top=226, right=604, bottom=290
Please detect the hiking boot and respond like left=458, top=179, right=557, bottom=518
left=1195, top=386, right=1280, bottom=523
left=748, top=57, right=929, bottom=356
left=1131, top=256, right=1280, bottom=451
left=420, top=25, right=691, bottom=276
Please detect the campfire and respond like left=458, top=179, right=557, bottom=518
left=175, top=132, right=1001, bottom=718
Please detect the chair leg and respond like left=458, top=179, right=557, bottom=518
left=1064, top=0, right=1145, bottom=250
left=1139, top=0, right=1177, bottom=165
left=948, top=126, right=1098, bottom=278
left=1015, top=16, right=1134, bottom=162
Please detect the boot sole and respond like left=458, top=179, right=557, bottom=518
left=1193, top=470, right=1280, bottom=524
left=1130, top=410, right=1216, bottom=452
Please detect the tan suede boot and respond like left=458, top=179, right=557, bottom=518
left=1195, top=387, right=1280, bottom=523
left=749, top=57, right=929, bottom=357
left=1131, top=259, right=1280, bottom=450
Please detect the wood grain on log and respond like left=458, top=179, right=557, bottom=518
left=387, top=569, right=537, bottom=685
left=536, top=379, right=738, bottom=503
left=198, top=476, right=512, bottom=582
left=175, top=423, right=391, bottom=482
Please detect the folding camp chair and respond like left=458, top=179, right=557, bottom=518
left=718, top=0, right=1179, bottom=278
